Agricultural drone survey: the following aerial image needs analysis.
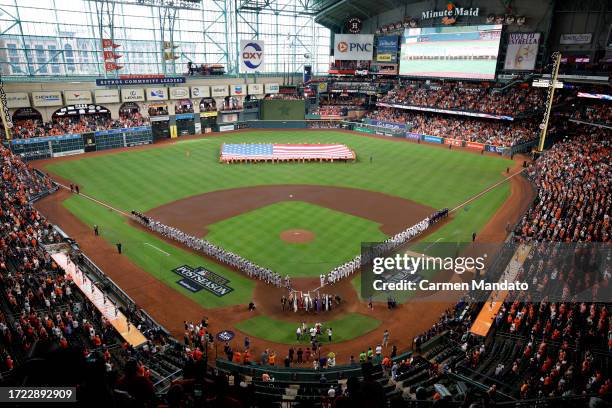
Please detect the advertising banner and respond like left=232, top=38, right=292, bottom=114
left=146, top=88, right=168, bottom=101
left=334, top=34, right=374, bottom=60
left=367, top=119, right=406, bottom=130
left=504, top=33, right=540, bottom=71
left=211, top=85, right=229, bottom=97
left=240, top=40, right=264, bottom=72
left=94, top=89, right=120, bottom=104
left=31, top=91, right=63, bottom=107
left=121, top=88, right=145, bottom=102
left=6, top=93, right=30, bottom=108
left=169, top=87, right=190, bottom=100
left=423, top=135, right=443, bottom=144
left=247, top=83, right=264, bottom=95
left=264, top=83, right=279, bottom=94
left=191, top=86, right=210, bottom=98
left=230, top=84, right=246, bottom=96
left=376, top=35, right=399, bottom=62
left=376, top=102, right=513, bottom=121
left=405, top=132, right=421, bottom=141
left=354, top=127, right=375, bottom=134
left=63, top=90, right=93, bottom=105
left=96, top=77, right=185, bottom=86
left=445, top=138, right=463, bottom=147
left=219, top=124, right=235, bottom=132
left=559, top=33, right=592, bottom=45
left=466, top=141, right=485, bottom=149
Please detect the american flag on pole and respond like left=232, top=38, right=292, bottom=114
left=220, top=143, right=355, bottom=162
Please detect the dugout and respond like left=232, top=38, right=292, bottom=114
left=148, top=103, right=170, bottom=139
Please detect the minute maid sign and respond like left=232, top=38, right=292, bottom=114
left=173, top=265, right=234, bottom=296
left=421, top=2, right=479, bottom=24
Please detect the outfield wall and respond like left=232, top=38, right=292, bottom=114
left=5, top=126, right=152, bottom=160
left=259, top=100, right=306, bottom=120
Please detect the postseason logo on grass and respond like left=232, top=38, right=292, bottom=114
left=172, top=265, right=234, bottom=297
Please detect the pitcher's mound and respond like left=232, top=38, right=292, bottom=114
left=280, top=229, right=315, bottom=244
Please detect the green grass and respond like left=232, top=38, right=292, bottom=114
left=351, top=182, right=510, bottom=300
left=46, top=130, right=513, bottom=303
left=234, top=313, right=381, bottom=345
left=63, top=194, right=255, bottom=308
left=205, top=201, right=388, bottom=277
left=45, top=131, right=511, bottom=212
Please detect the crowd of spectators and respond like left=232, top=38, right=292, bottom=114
left=571, top=103, right=611, bottom=126
left=366, top=108, right=538, bottom=147
left=263, top=94, right=303, bottom=100
left=0, top=144, right=223, bottom=407
left=379, top=81, right=546, bottom=117
left=174, top=103, right=194, bottom=115
left=320, top=96, right=367, bottom=106
left=11, top=113, right=148, bottom=139
left=514, top=130, right=610, bottom=242
left=307, top=120, right=344, bottom=129
left=311, top=105, right=345, bottom=116
left=460, top=297, right=611, bottom=400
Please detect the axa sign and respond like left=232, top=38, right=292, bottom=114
left=334, top=34, right=374, bottom=60
left=240, top=40, right=264, bottom=72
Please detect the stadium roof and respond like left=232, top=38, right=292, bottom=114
left=315, top=0, right=408, bottom=30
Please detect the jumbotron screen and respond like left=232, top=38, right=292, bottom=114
left=399, top=25, right=503, bottom=80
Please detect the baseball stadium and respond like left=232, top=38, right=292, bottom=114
left=0, top=0, right=610, bottom=407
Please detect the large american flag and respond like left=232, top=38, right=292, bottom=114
left=221, top=143, right=355, bottom=161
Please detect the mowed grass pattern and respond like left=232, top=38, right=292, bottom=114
left=234, top=313, right=381, bottom=345
left=45, top=131, right=512, bottom=213
left=45, top=131, right=513, bottom=305
left=205, top=201, right=388, bottom=277
left=63, top=194, right=255, bottom=308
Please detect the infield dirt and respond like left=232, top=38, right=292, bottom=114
left=33, top=133, right=534, bottom=363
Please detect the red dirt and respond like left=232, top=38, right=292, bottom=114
left=145, top=185, right=434, bottom=237
left=31, top=131, right=534, bottom=363
left=280, top=229, right=315, bottom=244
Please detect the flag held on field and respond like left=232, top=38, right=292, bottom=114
left=220, top=143, right=356, bottom=163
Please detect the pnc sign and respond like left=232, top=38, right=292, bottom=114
left=240, top=40, right=264, bottom=72
left=334, top=34, right=374, bottom=60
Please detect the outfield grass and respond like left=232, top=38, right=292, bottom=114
left=45, top=131, right=511, bottom=212
left=234, top=313, right=381, bottom=345
left=351, top=181, right=510, bottom=300
left=45, top=131, right=513, bottom=302
left=63, top=194, right=255, bottom=308
left=205, top=201, right=387, bottom=277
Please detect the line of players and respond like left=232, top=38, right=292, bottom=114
left=133, top=208, right=447, bottom=292
left=132, top=211, right=292, bottom=289
left=318, top=208, right=449, bottom=288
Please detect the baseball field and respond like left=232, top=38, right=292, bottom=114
left=35, top=129, right=531, bottom=354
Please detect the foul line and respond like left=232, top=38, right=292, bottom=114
left=54, top=182, right=131, bottom=217
left=144, top=243, right=170, bottom=256
left=450, top=169, right=526, bottom=214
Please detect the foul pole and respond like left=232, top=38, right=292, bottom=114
left=537, top=51, right=562, bottom=152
